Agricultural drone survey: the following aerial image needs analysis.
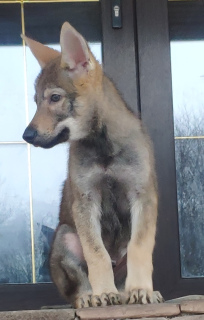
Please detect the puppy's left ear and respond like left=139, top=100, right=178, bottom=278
left=60, top=22, right=93, bottom=78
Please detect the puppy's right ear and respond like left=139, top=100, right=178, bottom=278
left=21, top=34, right=60, bottom=68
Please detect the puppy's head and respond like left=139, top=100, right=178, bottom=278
left=22, top=22, right=102, bottom=148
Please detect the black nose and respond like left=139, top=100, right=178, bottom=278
left=23, top=126, right=37, bottom=143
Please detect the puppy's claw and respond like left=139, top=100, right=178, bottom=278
left=125, top=289, right=164, bottom=305
left=76, top=292, right=122, bottom=308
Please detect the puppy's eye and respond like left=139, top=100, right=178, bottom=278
left=50, top=94, right=61, bottom=103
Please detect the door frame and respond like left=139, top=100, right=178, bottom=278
left=135, top=0, right=204, bottom=299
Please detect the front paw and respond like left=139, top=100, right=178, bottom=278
left=123, top=289, right=164, bottom=304
left=75, top=292, right=122, bottom=308
left=92, top=292, right=122, bottom=307
left=75, top=292, right=92, bottom=308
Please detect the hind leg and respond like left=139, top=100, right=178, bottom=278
left=50, top=224, right=120, bottom=308
left=50, top=224, right=92, bottom=308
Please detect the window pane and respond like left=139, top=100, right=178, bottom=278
left=175, top=139, right=204, bottom=278
left=172, top=41, right=204, bottom=137
left=0, top=4, right=26, bottom=142
left=0, top=145, right=32, bottom=283
left=24, top=3, right=102, bottom=282
left=171, top=40, right=204, bottom=278
left=0, top=1, right=102, bottom=285
left=30, top=144, right=67, bottom=282
left=24, top=2, right=102, bottom=44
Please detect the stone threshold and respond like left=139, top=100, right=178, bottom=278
left=0, top=296, right=203, bottom=320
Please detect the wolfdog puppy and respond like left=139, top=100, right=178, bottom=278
left=22, top=22, right=163, bottom=308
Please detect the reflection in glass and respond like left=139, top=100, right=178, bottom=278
left=0, top=4, right=24, bottom=142
left=172, top=41, right=204, bottom=137
left=31, top=144, right=68, bottom=282
left=1, top=2, right=102, bottom=285
left=171, top=41, right=204, bottom=278
left=175, top=139, right=204, bottom=277
left=0, top=145, right=32, bottom=283
left=0, top=46, right=26, bottom=142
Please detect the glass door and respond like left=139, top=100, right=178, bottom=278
left=0, top=0, right=102, bottom=310
left=135, top=0, right=204, bottom=299
left=0, top=0, right=102, bottom=287
left=169, top=0, right=204, bottom=279
left=0, top=0, right=139, bottom=311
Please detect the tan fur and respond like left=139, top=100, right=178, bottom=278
left=21, top=34, right=60, bottom=68
left=22, top=22, right=163, bottom=308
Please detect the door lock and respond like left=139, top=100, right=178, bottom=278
left=112, top=0, right=122, bottom=29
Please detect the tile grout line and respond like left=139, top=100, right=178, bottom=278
left=21, top=2, right=36, bottom=284
left=0, top=141, right=26, bottom=144
left=0, top=0, right=99, bottom=3
left=175, top=136, right=204, bottom=140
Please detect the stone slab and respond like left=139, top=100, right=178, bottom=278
left=126, top=318, right=167, bottom=320
left=0, top=309, right=75, bottom=320
left=174, top=316, right=204, bottom=320
left=167, top=296, right=204, bottom=304
left=41, top=304, right=72, bottom=309
left=76, top=303, right=180, bottom=320
left=181, top=300, right=204, bottom=314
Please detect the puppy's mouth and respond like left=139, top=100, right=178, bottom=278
left=34, top=128, right=70, bottom=149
